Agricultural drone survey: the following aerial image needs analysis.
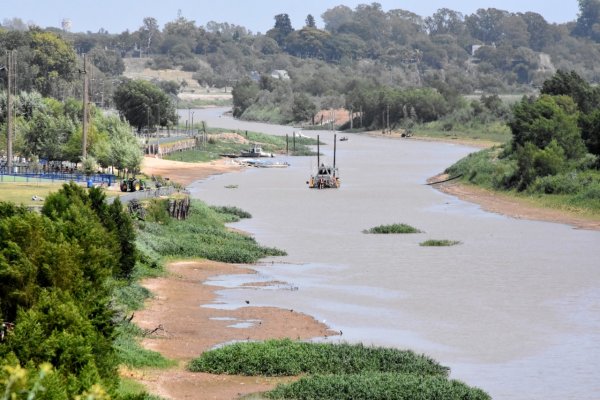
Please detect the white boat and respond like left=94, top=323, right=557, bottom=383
left=240, top=144, right=274, bottom=158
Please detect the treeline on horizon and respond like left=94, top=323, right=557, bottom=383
left=3, top=1, right=600, bottom=96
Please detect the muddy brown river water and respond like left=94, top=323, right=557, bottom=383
left=185, top=108, right=600, bottom=400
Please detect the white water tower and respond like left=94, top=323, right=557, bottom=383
left=61, top=18, right=72, bottom=32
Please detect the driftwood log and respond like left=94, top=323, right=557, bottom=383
left=168, top=196, right=191, bottom=220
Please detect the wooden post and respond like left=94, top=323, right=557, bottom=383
left=6, top=51, right=14, bottom=173
left=82, top=54, right=88, bottom=159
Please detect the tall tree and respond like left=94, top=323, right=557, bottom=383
left=113, top=79, right=178, bottom=132
left=573, top=0, right=600, bottom=41
left=306, top=14, right=316, bottom=28
left=267, top=14, right=294, bottom=46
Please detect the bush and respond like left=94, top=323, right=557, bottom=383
left=136, top=200, right=285, bottom=264
left=267, top=372, right=490, bottom=400
left=209, top=205, right=252, bottom=221
left=420, top=240, right=461, bottom=247
left=188, top=339, right=449, bottom=377
left=363, top=224, right=422, bottom=234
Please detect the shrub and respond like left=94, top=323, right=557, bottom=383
left=188, top=339, right=449, bottom=377
left=420, top=240, right=461, bottom=247
left=209, top=205, right=252, bottom=221
left=267, top=372, right=490, bottom=400
left=363, top=224, right=422, bottom=234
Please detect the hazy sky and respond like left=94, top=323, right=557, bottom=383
left=3, top=1, right=579, bottom=34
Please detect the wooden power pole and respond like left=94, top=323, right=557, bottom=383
left=6, top=51, right=15, bottom=173
left=82, top=54, right=89, bottom=159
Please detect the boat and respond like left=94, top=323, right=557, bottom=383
left=339, top=136, right=349, bottom=141
left=308, top=134, right=340, bottom=189
left=254, top=160, right=290, bottom=168
left=240, top=144, right=274, bottom=158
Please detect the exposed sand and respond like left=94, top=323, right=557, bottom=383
left=141, top=156, right=242, bottom=187
left=131, top=260, right=337, bottom=399
left=429, top=174, right=600, bottom=231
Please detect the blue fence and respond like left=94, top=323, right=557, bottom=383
left=0, top=171, right=117, bottom=185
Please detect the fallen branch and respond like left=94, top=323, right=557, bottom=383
left=425, top=174, right=463, bottom=186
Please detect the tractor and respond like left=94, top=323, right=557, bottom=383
left=120, top=177, right=147, bottom=192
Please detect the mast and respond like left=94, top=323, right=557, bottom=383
left=333, top=134, right=337, bottom=176
left=317, top=135, right=320, bottom=168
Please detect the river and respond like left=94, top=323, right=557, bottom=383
left=184, top=108, right=600, bottom=400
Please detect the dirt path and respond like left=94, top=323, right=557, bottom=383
left=131, top=260, right=337, bottom=400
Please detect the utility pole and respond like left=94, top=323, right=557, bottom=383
left=387, top=104, right=390, bottom=133
left=82, top=54, right=89, bottom=159
left=5, top=51, right=15, bottom=173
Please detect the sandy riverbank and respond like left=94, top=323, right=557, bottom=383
left=428, top=174, right=600, bottom=231
left=135, top=156, right=337, bottom=399
left=141, top=156, right=243, bottom=187
left=131, top=260, right=337, bottom=399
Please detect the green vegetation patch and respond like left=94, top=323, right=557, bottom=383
left=267, top=372, right=490, bottom=400
left=188, top=339, right=448, bottom=377
left=363, top=223, right=422, bottom=234
left=209, top=205, right=252, bottom=221
left=136, top=199, right=285, bottom=264
left=164, top=129, right=318, bottom=162
left=420, top=240, right=461, bottom=247
left=114, top=322, right=176, bottom=369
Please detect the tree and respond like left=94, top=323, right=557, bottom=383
left=88, top=47, right=125, bottom=76
left=231, top=79, right=259, bottom=117
left=541, top=70, right=599, bottom=114
left=292, top=93, right=317, bottom=122
left=573, top=0, right=600, bottom=41
left=306, top=14, right=316, bottom=28
left=267, top=14, right=294, bottom=46
left=322, top=5, right=354, bottom=33
left=510, top=95, right=587, bottom=160
left=27, top=30, right=78, bottom=96
left=139, top=17, right=161, bottom=55
left=113, top=79, right=178, bottom=132
left=465, top=8, right=509, bottom=44
left=425, top=8, right=465, bottom=36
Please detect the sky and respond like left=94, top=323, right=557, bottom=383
left=2, top=0, right=580, bottom=34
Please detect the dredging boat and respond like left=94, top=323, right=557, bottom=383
left=308, top=134, right=340, bottom=189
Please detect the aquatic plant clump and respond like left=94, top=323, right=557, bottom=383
left=267, top=372, right=491, bottom=400
left=363, top=223, right=422, bottom=234
left=188, top=339, right=449, bottom=377
left=420, top=240, right=461, bottom=247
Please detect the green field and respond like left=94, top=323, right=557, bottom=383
left=0, top=182, right=66, bottom=206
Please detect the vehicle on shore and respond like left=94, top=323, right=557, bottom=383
left=120, top=177, right=147, bottom=192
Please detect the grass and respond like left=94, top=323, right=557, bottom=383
left=164, top=129, right=319, bottom=162
left=136, top=199, right=286, bottom=264
left=114, top=321, right=176, bottom=369
left=413, top=121, right=511, bottom=146
left=363, top=223, right=422, bottom=234
left=267, top=372, right=490, bottom=400
left=117, top=377, right=165, bottom=400
left=446, top=145, right=600, bottom=217
left=189, top=339, right=490, bottom=400
left=420, top=240, right=461, bottom=247
left=209, top=205, right=252, bottom=221
left=188, top=339, right=449, bottom=377
left=0, top=181, right=65, bottom=206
